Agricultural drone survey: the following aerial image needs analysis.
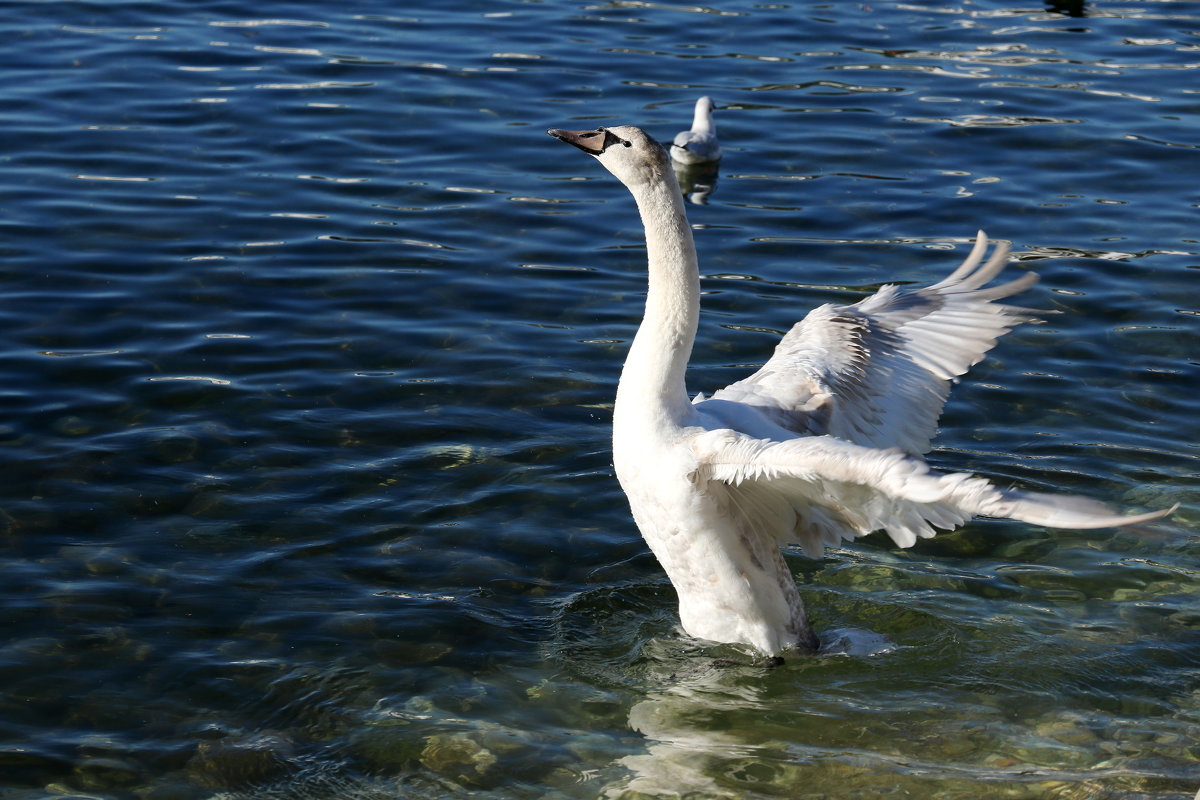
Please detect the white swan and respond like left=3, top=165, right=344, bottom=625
left=547, top=124, right=1176, bottom=656
left=670, top=97, right=721, bottom=165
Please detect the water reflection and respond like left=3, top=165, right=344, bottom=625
left=602, top=628, right=896, bottom=797
left=603, top=656, right=769, bottom=798
left=672, top=159, right=720, bottom=205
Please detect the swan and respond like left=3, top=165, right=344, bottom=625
left=670, top=97, right=721, bottom=165
left=546, top=124, right=1176, bottom=656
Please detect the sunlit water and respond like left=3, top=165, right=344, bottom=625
left=0, top=1, right=1197, bottom=798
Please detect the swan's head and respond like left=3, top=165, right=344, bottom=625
left=547, top=125, right=672, bottom=189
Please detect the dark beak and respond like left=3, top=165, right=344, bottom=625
left=548, top=127, right=625, bottom=155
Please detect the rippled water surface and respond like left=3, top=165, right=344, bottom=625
left=1, top=1, right=1198, bottom=798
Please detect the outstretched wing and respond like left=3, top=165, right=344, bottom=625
left=700, top=231, right=1036, bottom=455
left=689, top=429, right=1176, bottom=559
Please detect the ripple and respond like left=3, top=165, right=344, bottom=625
left=1, top=1, right=1196, bottom=798
left=146, top=376, right=232, bottom=385
left=254, top=81, right=375, bottom=90
left=38, top=349, right=126, bottom=358
left=69, top=174, right=161, bottom=182
left=210, top=18, right=330, bottom=28
left=903, top=113, right=1081, bottom=127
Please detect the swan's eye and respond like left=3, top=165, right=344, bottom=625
left=599, top=129, right=632, bottom=152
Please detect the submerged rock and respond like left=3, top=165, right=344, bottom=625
left=186, top=731, right=296, bottom=790
left=419, top=733, right=496, bottom=784
left=73, top=755, right=143, bottom=790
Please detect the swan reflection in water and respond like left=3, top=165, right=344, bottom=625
left=601, top=630, right=894, bottom=798
left=604, top=661, right=766, bottom=798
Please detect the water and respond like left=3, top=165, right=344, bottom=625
left=0, top=1, right=1197, bottom=797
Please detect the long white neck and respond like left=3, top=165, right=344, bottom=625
left=614, top=173, right=699, bottom=432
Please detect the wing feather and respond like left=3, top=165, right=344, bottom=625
left=690, top=429, right=1177, bottom=559
left=701, top=232, right=1037, bottom=454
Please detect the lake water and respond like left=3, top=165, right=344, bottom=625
left=0, top=1, right=1197, bottom=798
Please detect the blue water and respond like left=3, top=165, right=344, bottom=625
left=0, top=1, right=1197, bottom=797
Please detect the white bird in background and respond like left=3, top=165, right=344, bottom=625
left=670, top=97, right=721, bottom=165
left=546, top=124, right=1176, bottom=657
